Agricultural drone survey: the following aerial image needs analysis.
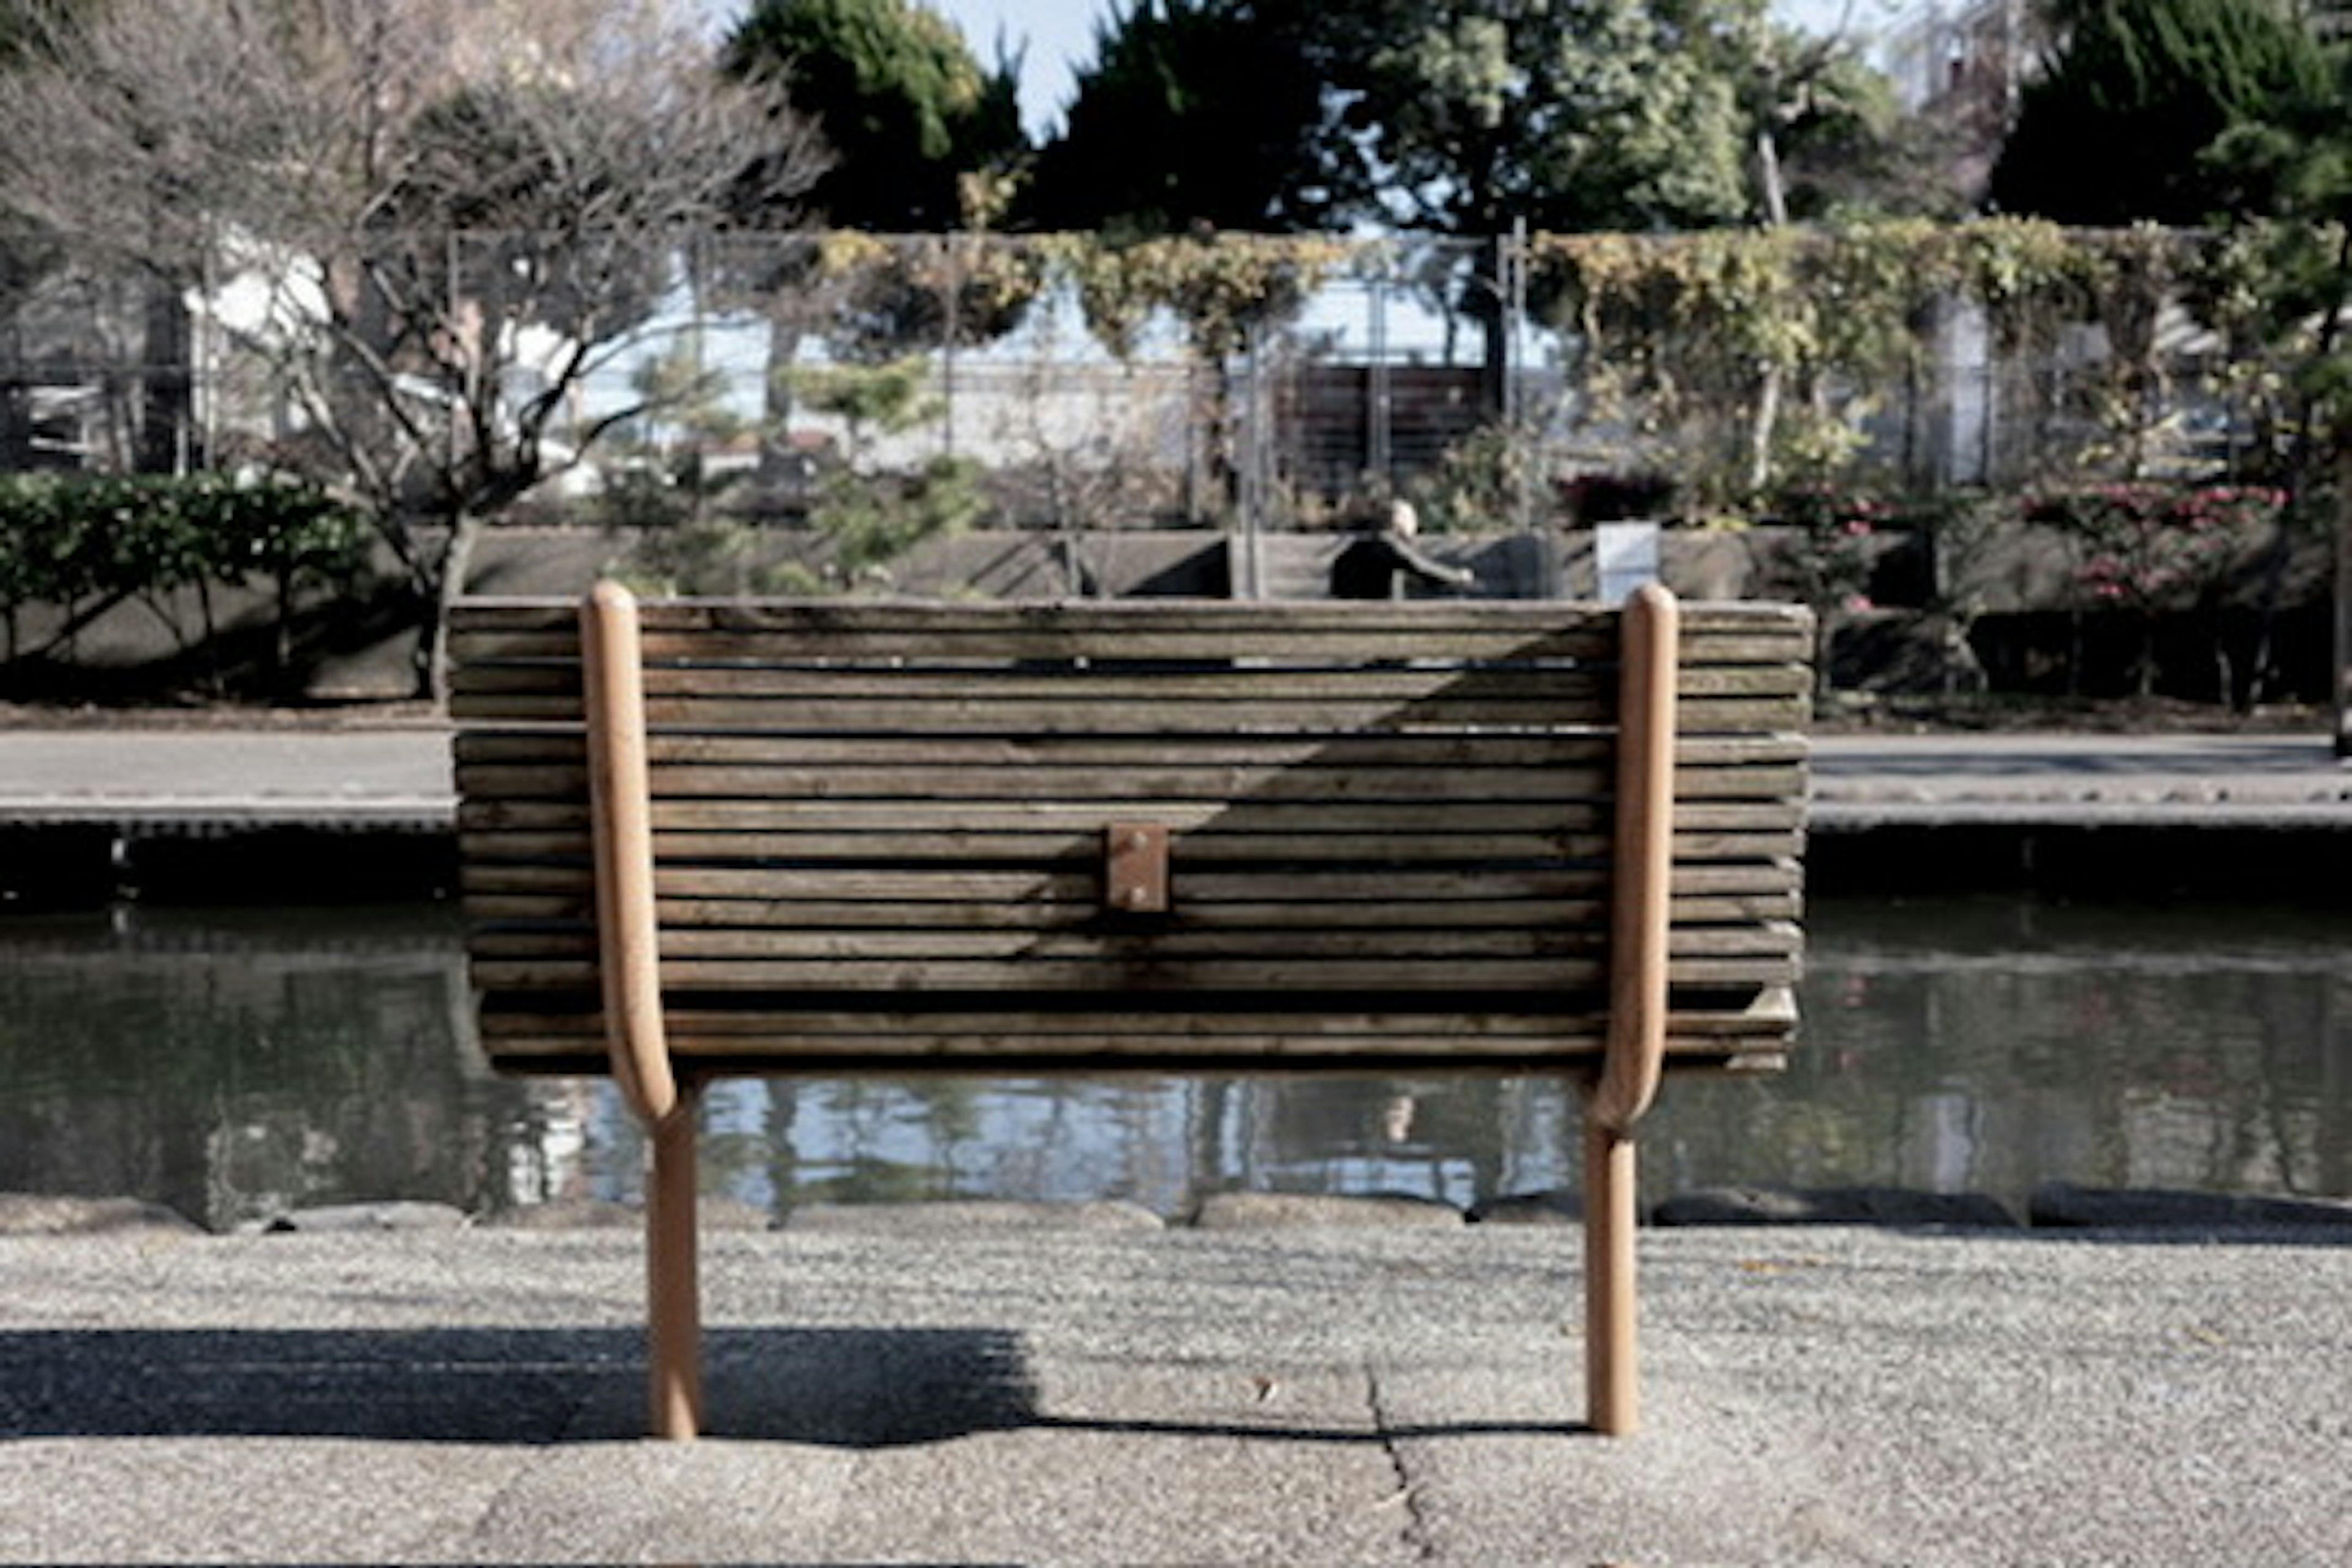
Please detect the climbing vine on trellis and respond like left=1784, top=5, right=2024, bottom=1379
left=1519, top=221, right=2207, bottom=508
left=749, top=221, right=2337, bottom=532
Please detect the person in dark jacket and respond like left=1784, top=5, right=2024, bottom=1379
left=1329, top=500, right=1475, bottom=600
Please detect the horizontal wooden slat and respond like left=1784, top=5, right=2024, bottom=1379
left=453, top=756, right=1805, bottom=809
left=477, top=986, right=1795, bottom=1043
left=449, top=596, right=1812, bottom=666
left=448, top=690, right=1808, bottom=734
left=461, top=857, right=1800, bottom=899
left=467, top=914, right=1798, bottom=961
left=454, top=727, right=1806, bottom=771
left=469, top=951, right=1798, bottom=995
left=455, top=729, right=1604, bottom=766
left=462, top=886, right=1801, bottom=927
left=459, top=821, right=1801, bottom=863
left=450, top=660, right=1808, bottom=704
left=472, top=982, right=1800, bottom=1071
left=475, top=993, right=1798, bottom=1070
left=453, top=797, right=1800, bottom=856
left=450, top=594, right=1809, bottom=1074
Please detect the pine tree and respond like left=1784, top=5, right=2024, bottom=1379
left=1989, top=0, right=2334, bottom=225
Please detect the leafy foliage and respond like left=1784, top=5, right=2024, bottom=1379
left=2031, top=482, right=2285, bottom=609
left=726, top=0, right=1023, bottom=232
left=0, top=0, right=823, bottom=695
left=1533, top=220, right=2160, bottom=505
left=782, top=356, right=984, bottom=586
left=1023, top=0, right=1336, bottom=236
left=2028, top=480, right=2287, bottom=695
left=1989, top=0, right=2335, bottom=226
left=0, top=472, right=368, bottom=665
left=1340, top=0, right=1754, bottom=237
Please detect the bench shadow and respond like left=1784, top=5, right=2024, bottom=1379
left=0, top=1326, right=1586, bottom=1446
left=0, top=1327, right=1029, bottom=1447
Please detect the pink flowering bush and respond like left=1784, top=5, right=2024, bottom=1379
left=2025, top=482, right=2286, bottom=696
left=1772, top=483, right=1891, bottom=610
left=1765, top=483, right=1901, bottom=693
left=2029, top=483, right=2285, bottom=614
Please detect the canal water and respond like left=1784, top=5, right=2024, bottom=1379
left=2, top=894, right=2345, bottom=1231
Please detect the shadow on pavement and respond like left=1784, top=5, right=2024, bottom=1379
left=0, top=1325, right=1593, bottom=1447
left=0, top=1326, right=1034, bottom=1447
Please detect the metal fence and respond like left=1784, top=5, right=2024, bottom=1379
left=0, top=228, right=2285, bottom=532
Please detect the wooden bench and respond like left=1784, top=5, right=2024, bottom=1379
left=450, top=582, right=1811, bottom=1440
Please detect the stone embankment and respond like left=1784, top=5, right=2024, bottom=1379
left=13, top=1181, right=2351, bottom=1243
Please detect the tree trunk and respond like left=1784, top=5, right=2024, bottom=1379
left=137, top=280, right=194, bottom=475
left=1745, top=126, right=1790, bottom=497
left=1755, top=127, right=1789, bottom=228
left=2335, top=439, right=2351, bottom=758
left=0, top=304, right=31, bottom=470
left=416, top=511, right=484, bottom=703
left=1477, top=294, right=1509, bottom=420
left=1747, top=364, right=1782, bottom=496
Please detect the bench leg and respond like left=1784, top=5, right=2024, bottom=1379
left=1583, top=1114, right=1640, bottom=1436
left=647, top=1088, right=703, bottom=1440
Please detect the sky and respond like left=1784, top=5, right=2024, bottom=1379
left=932, top=0, right=1105, bottom=138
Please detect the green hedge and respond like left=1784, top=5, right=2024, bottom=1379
left=0, top=472, right=368, bottom=615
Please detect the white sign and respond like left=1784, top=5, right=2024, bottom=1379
left=1594, top=522, right=1660, bottom=606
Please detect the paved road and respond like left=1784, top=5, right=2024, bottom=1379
left=2, top=724, right=2347, bottom=828
left=4, top=1221, right=2348, bottom=1565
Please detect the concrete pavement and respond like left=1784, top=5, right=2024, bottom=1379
left=1809, top=731, right=2352, bottom=827
left=4, top=1222, right=2349, bottom=1564
left=0, top=725, right=453, bottom=830
left=2, top=724, right=2348, bottom=1561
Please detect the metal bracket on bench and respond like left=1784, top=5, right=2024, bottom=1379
left=1104, top=822, right=1170, bottom=914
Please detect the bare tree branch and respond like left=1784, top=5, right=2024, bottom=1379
left=0, top=0, right=824, bottom=695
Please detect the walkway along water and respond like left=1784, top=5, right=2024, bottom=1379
left=4, top=726, right=2351, bottom=901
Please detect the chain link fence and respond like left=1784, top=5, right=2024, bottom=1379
left=0, top=228, right=2286, bottom=532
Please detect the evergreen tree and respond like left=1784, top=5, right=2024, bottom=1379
left=726, top=0, right=1023, bottom=232
left=2201, top=47, right=2352, bottom=748
left=1023, top=0, right=1336, bottom=236
left=1336, top=0, right=1754, bottom=238
left=1990, top=0, right=2334, bottom=225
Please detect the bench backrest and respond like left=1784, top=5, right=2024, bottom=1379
left=450, top=594, right=1810, bottom=1078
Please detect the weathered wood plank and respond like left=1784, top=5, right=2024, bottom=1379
left=448, top=689, right=1811, bottom=733
left=476, top=1001, right=1795, bottom=1042
left=450, top=597, right=1811, bottom=666
left=453, top=729, right=1812, bottom=772
left=461, top=794, right=1802, bottom=833
left=468, top=916, right=1798, bottom=963
left=463, top=885, right=1804, bottom=929
left=454, top=774, right=1806, bottom=825
left=461, top=861, right=1801, bottom=910
left=456, top=820, right=1806, bottom=869
left=469, top=950, right=1798, bottom=993
left=451, top=594, right=1809, bottom=1074
left=473, top=1009, right=1795, bottom=1063
left=450, top=660, right=1809, bottom=703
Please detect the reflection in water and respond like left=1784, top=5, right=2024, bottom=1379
left=0, top=895, right=2344, bottom=1229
